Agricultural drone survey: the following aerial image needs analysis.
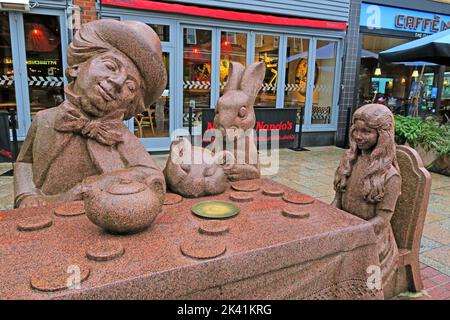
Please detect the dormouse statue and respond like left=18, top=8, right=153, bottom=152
left=164, top=137, right=233, bottom=198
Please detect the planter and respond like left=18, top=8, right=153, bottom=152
left=404, top=143, right=450, bottom=177
left=430, top=155, right=450, bottom=176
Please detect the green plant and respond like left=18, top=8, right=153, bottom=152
left=394, top=115, right=450, bottom=156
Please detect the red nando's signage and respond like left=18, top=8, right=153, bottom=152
left=202, top=109, right=297, bottom=148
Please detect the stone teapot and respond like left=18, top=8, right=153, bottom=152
left=82, top=179, right=162, bottom=234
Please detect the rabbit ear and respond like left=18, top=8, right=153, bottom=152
left=223, top=62, right=245, bottom=93
left=241, top=62, right=266, bottom=99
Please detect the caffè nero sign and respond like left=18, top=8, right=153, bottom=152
left=361, top=2, right=450, bottom=34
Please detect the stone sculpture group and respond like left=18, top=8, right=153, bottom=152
left=11, top=20, right=431, bottom=299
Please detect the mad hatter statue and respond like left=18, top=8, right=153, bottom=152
left=14, top=20, right=167, bottom=210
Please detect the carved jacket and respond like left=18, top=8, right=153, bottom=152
left=14, top=100, right=164, bottom=207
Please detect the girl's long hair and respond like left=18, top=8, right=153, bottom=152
left=334, top=104, right=400, bottom=203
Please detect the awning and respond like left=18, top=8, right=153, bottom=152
left=379, top=29, right=450, bottom=65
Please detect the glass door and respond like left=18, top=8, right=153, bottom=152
left=181, top=26, right=214, bottom=133
left=4, top=9, right=68, bottom=138
left=22, top=13, right=65, bottom=122
left=310, top=39, right=338, bottom=125
left=253, top=33, right=281, bottom=108
left=134, top=47, right=174, bottom=151
left=283, top=36, right=311, bottom=124
left=118, top=18, right=175, bottom=151
left=218, top=29, right=249, bottom=95
left=0, top=12, right=17, bottom=122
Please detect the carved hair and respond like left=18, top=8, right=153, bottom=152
left=334, top=104, right=400, bottom=203
left=66, top=23, right=145, bottom=120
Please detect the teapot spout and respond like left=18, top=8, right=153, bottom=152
left=80, top=184, right=95, bottom=199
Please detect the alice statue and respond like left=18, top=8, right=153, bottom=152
left=332, top=103, right=402, bottom=298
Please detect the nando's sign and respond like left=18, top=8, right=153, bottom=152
left=395, top=14, right=450, bottom=33
left=201, top=108, right=297, bottom=148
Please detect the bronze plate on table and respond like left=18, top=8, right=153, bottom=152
left=191, top=200, right=240, bottom=219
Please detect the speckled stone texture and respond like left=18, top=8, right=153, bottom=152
left=392, top=145, right=432, bottom=296
left=0, top=179, right=382, bottom=300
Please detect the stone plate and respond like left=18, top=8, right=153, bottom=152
left=191, top=200, right=240, bottom=219
left=164, top=193, right=183, bottom=205
left=54, top=201, right=85, bottom=217
left=282, top=194, right=315, bottom=205
left=30, top=263, right=90, bottom=292
left=231, top=182, right=260, bottom=192
left=17, top=215, right=53, bottom=232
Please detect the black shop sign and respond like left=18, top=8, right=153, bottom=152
left=201, top=108, right=297, bottom=148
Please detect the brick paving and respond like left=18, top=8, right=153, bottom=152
left=1, top=146, right=450, bottom=299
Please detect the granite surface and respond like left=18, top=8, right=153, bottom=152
left=0, top=179, right=381, bottom=299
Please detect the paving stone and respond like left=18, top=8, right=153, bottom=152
left=420, top=237, right=443, bottom=253
left=425, top=212, right=448, bottom=223
left=421, top=266, right=442, bottom=279
left=423, top=224, right=450, bottom=245
left=424, top=246, right=450, bottom=267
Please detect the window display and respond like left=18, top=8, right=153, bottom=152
left=220, top=31, right=247, bottom=95
left=284, top=37, right=311, bottom=124
left=183, top=28, right=212, bottom=128
left=23, top=14, right=64, bottom=120
left=254, top=34, right=279, bottom=108
left=311, top=40, right=337, bottom=125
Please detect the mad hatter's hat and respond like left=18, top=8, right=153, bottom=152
left=67, top=20, right=167, bottom=108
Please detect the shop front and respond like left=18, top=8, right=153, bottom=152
left=0, top=1, right=69, bottom=139
left=100, top=0, right=348, bottom=150
left=358, top=2, right=450, bottom=116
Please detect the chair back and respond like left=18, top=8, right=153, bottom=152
left=391, top=145, right=432, bottom=253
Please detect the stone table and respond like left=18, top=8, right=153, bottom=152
left=0, top=179, right=382, bottom=299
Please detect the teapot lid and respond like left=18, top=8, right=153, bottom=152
left=106, top=180, right=147, bottom=195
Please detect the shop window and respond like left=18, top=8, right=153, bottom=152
left=219, top=31, right=247, bottom=95
left=254, top=34, right=279, bottom=108
left=443, top=71, right=450, bottom=100
left=134, top=52, right=170, bottom=139
left=147, top=24, right=170, bottom=42
left=311, top=40, right=337, bottom=125
left=284, top=36, right=311, bottom=124
left=0, top=12, right=17, bottom=126
left=183, top=28, right=212, bottom=128
left=23, top=14, right=64, bottom=120
left=360, top=34, right=441, bottom=116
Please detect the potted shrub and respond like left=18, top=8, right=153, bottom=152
left=394, top=115, right=450, bottom=176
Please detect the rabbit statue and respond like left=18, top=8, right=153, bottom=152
left=213, top=61, right=266, bottom=181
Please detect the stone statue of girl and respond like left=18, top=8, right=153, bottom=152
left=332, top=103, right=402, bottom=297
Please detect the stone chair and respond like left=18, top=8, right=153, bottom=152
left=391, top=145, right=432, bottom=296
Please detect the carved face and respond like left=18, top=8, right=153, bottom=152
left=163, top=138, right=227, bottom=198
left=214, top=90, right=255, bottom=140
left=352, top=120, right=378, bottom=151
left=71, top=50, right=143, bottom=118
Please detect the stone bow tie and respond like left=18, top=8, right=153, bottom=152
left=55, top=106, right=124, bottom=146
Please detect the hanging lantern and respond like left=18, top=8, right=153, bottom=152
left=412, top=69, right=419, bottom=78
left=374, top=67, right=382, bottom=76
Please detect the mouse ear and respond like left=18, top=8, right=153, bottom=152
left=241, top=62, right=266, bottom=99
left=223, top=62, right=245, bottom=94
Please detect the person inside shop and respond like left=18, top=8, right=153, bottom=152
left=13, top=20, right=167, bottom=208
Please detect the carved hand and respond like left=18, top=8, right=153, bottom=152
left=19, top=195, right=49, bottom=208
left=223, top=164, right=260, bottom=181
left=370, top=215, right=388, bottom=235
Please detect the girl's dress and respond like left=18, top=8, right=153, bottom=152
left=339, top=154, right=401, bottom=297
